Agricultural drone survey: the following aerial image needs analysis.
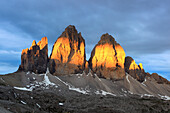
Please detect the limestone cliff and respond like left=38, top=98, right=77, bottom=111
left=89, top=33, right=126, bottom=80
left=19, top=37, right=48, bottom=74
left=49, top=25, right=86, bottom=75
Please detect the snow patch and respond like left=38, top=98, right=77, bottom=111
left=26, top=72, right=30, bottom=75
left=42, top=72, right=56, bottom=86
left=128, top=91, right=133, bottom=94
left=141, top=78, right=147, bottom=87
left=95, top=74, right=101, bottom=81
left=141, top=82, right=146, bottom=87
left=59, top=103, right=64, bottom=106
left=55, top=76, right=89, bottom=94
left=158, top=94, right=170, bottom=100
left=95, top=90, right=116, bottom=96
left=69, top=87, right=88, bottom=94
left=36, top=103, right=41, bottom=108
left=21, top=100, right=26, bottom=105
left=121, top=88, right=128, bottom=93
left=35, top=68, right=58, bottom=88
left=0, top=78, right=5, bottom=82
left=14, top=87, right=33, bottom=91
left=141, top=94, right=154, bottom=98
left=126, top=75, right=130, bottom=83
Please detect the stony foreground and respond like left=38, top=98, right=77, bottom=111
left=0, top=71, right=169, bottom=113
left=0, top=85, right=169, bottom=113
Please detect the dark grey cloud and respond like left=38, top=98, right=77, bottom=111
left=0, top=0, right=170, bottom=80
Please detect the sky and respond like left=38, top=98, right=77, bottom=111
left=0, top=0, right=170, bottom=80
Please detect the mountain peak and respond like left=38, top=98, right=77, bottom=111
left=138, top=63, right=143, bottom=70
left=32, top=40, right=37, bottom=46
left=89, top=33, right=125, bottom=80
left=59, top=25, right=82, bottom=42
left=49, top=25, right=86, bottom=75
left=37, top=37, right=48, bottom=50
left=98, top=33, right=116, bottom=45
left=19, top=37, right=48, bottom=74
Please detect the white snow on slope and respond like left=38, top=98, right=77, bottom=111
left=59, top=103, right=64, bottom=106
left=141, top=78, right=147, bottom=87
left=69, top=87, right=88, bottom=94
left=55, top=75, right=117, bottom=96
left=126, top=74, right=130, bottom=83
left=55, top=76, right=88, bottom=94
left=95, top=90, right=116, bottom=96
left=14, top=86, right=33, bottom=91
left=42, top=72, right=56, bottom=86
left=141, top=94, right=154, bottom=98
left=158, top=94, right=170, bottom=100
left=36, top=103, right=41, bottom=108
left=141, top=82, right=146, bottom=87
left=95, top=74, right=101, bottom=81
left=14, top=68, right=58, bottom=91
left=21, top=100, right=26, bottom=105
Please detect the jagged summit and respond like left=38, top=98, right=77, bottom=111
left=98, top=33, right=116, bottom=45
left=19, top=37, right=48, bottom=74
left=31, top=40, right=36, bottom=47
left=59, top=25, right=83, bottom=42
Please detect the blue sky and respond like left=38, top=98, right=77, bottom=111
left=0, top=0, right=170, bottom=80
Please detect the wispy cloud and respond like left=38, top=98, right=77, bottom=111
left=0, top=63, right=18, bottom=74
left=0, top=50, right=20, bottom=55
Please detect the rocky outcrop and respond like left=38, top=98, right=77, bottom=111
left=89, top=33, right=126, bottom=80
left=146, top=73, right=170, bottom=84
left=84, top=61, right=89, bottom=74
left=124, top=56, right=145, bottom=82
left=49, top=25, right=86, bottom=75
left=19, top=37, right=48, bottom=74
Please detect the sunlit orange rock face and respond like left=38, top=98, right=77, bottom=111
left=84, top=61, right=89, bottom=74
left=49, top=25, right=86, bottom=75
left=19, top=37, right=48, bottom=74
left=124, top=56, right=145, bottom=82
left=89, top=33, right=126, bottom=80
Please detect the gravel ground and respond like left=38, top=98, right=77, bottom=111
left=0, top=85, right=169, bottom=113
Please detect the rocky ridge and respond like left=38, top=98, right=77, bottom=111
left=19, top=37, right=48, bottom=74
left=0, top=25, right=169, bottom=113
left=18, top=25, right=169, bottom=84
left=124, top=56, right=146, bottom=82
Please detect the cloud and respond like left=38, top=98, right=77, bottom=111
left=0, top=50, right=20, bottom=55
left=0, top=0, right=170, bottom=80
left=0, top=26, right=34, bottom=50
left=0, top=63, right=18, bottom=74
left=134, top=50, right=170, bottom=80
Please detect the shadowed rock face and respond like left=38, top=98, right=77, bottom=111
left=19, top=37, right=48, bottom=74
left=89, top=33, right=126, bottom=80
left=49, top=25, right=86, bottom=75
left=148, top=73, right=170, bottom=84
left=124, top=56, right=145, bottom=82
